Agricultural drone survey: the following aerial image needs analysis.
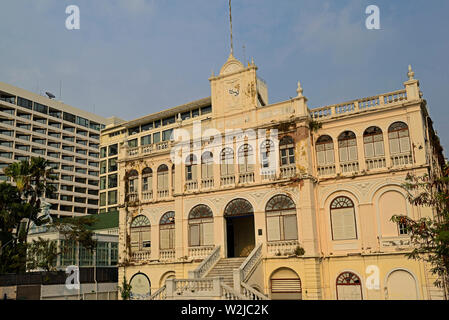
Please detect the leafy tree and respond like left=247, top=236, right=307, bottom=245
left=391, top=164, right=449, bottom=298
left=26, top=237, right=59, bottom=272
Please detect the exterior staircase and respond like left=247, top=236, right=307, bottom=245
left=205, top=258, right=246, bottom=286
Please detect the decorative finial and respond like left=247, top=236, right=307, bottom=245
left=229, top=0, right=234, bottom=56
left=296, top=81, right=303, bottom=97
left=251, top=57, right=254, bottom=65
left=407, top=64, right=415, bottom=80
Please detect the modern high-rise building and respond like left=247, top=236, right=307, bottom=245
left=0, top=81, right=121, bottom=217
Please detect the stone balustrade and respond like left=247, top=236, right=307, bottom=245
left=220, top=175, right=235, bottom=186
left=185, top=180, right=198, bottom=191
left=317, top=164, right=336, bottom=176
left=239, top=172, right=255, bottom=184
left=188, top=246, right=215, bottom=259
left=157, top=189, right=169, bottom=198
left=340, top=161, right=359, bottom=173
left=267, top=240, right=300, bottom=256
left=366, top=156, right=386, bottom=170
left=131, top=250, right=151, bottom=262
left=201, top=178, right=214, bottom=189
left=280, top=165, right=296, bottom=179
left=311, top=89, right=408, bottom=120
left=160, top=249, right=175, bottom=261
left=142, top=191, right=153, bottom=201
left=391, top=152, right=413, bottom=166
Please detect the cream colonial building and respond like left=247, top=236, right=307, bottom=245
left=102, top=53, right=445, bottom=300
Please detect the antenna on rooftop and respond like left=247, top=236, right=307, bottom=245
left=229, top=0, right=234, bottom=55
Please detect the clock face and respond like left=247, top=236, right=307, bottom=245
left=225, top=79, right=241, bottom=109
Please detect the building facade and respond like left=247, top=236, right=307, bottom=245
left=0, top=81, right=116, bottom=216
left=105, top=54, right=445, bottom=300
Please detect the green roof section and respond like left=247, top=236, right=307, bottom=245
left=87, top=211, right=119, bottom=231
left=53, top=211, right=119, bottom=231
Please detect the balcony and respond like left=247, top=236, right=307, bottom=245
left=239, top=172, right=255, bottom=184
left=318, top=164, right=336, bottom=176
left=185, top=180, right=198, bottom=191
left=391, top=152, right=413, bottom=167
left=220, top=175, right=235, bottom=186
left=340, top=160, right=359, bottom=174
left=188, top=246, right=215, bottom=259
left=366, top=156, right=386, bottom=170
left=132, top=250, right=151, bottom=262
left=157, top=189, right=169, bottom=198
left=280, top=165, right=296, bottom=179
left=128, top=193, right=138, bottom=202
left=201, top=178, right=214, bottom=189
left=160, top=249, right=175, bottom=261
left=267, top=240, right=300, bottom=257
left=142, top=191, right=153, bottom=201
left=126, top=141, right=173, bottom=158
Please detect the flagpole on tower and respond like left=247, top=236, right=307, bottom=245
left=229, top=0, right=234, bottom=56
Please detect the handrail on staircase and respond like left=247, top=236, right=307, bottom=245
left=148, top=284, right=166, bottom=300
left=238, top=243, right=263, bottom=282
left=189, top=245, right=221, bottom=279
left=240, top=282, right=269, bottom=300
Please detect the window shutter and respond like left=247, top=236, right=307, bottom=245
left=192, top=165, right=197, bottom=181
left=283, top=215, right=298, bottom=240
left=160, top=229, right=170, bottom=250
left=142, top=229, right=151, bottom=248
left=342, top=208, right=357, bottom=239
left=399, top=137, right=410, bottom=152
left=169, top=228, right=175, bottom=249
left=326, top=149, right=335, bottom=164
left=267, top=216, right=281, bottom=241
left=332, top=208, right=356, bottom=240
left=332, top=210, right=345, bottom=240
left=203, top=222, right=214, bottom=245
left=227, top=163, right=234, bottom=174
left=348, top=145, right=358, bottom=161
left=201, top=163, right=207, bottom=179
left=374, top=140, right=385, bottom=156
left=364, top=143, right=374, bottom=158
left=131, top=231, right=139, bottom=250
left=317, top=151, right=325, bottom=166
left=189, top=224, right=200, bottom=246
left=390, top=139, right=400, bottom=154
left=339, top=148, right=348, bottom=162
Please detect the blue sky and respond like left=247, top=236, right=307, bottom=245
left=1, top=0, right=448, bottom=154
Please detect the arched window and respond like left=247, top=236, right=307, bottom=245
left=388, top=122, right=411, bottom=155
left=157, top=165, right=169, bottom=196
left=185, top=154, right=197, bottom=181
left=188, top=205, right=214, bottom=247
left=338, top=131, right=358, bottom=162
left=224, top=198, right=254, bottom=217
left=330, top=196, right=357, bottom=240
left=279, top=136, right=295, bottom=166
left=220, top=148, right=234, bottom=176
left=336, top=272, right=362, bottom=300
left=363, top=127, right=384, bottom=158
left=238, top=144, right=254, bottom=173
left=201, top=152, right=214, bottom=179
left=131, top=215, right=151, bottom=252
left=270, top=268, right=302, bottom=300
left=127, top=170, right=139, bottom=194
left=141, top=167, right=152, bottom=193
left=160, top=211, right=175, bottom=250
left=265, top=195, right=297, bottom=241
left=316, top=135, right=335, bottom=166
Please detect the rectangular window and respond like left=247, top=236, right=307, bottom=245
left=162, top=129, right=173, bottom=142
left=128, top=126, right=140, bottom=136
left=49, top=108, right=62, bottom=119
left=108, top=144, right=118, bottom=156
left=201, top=105, right=212, bottom=115
left=108, top=158, right=117, bottom=172
left=153, top=132, right=160, bottom=144
left=141, top=135, right=151, bottom=146
left=128, top=139, right=138, bottom=148
left=89, top=121, right=100, bottom=131
left=100, top=176, right=106, bottom=190
left=100, top=147, right=107, bottom=158
left=108, top=190, right=117, bottom=205
left=108, top=174, right=117, bottom=188
left=76, top=116, right=89, bottom=128
left=63, top=112, right=76, bottom=123
left=331, top=208, right=357, bottom=240
left=100, top=161, right=107, bottom=174
left=162, top=116, right=175, bottom=126
left=33, top=102, right=48, bottom=114
left=141, top=122, right=153, bottom=131
left=100, top=193, right=106, bottom=206
left=17, top=97, right=33, bottom=109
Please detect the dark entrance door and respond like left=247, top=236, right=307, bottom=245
left=224, top=198, right=255, bottom=258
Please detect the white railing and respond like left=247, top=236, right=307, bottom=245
left=239, top=172, right=255, bottom=184
left=132, top=250, right=151, bottom=261
left=201, top=178, right=214, bottom=189
left=188, top=246, right=215, bottom=259
left=160, top=249, right=175, bottom=261
left=236, top=243, right=263, bottom=283
left=185, top=180, right=198, bottom=191
left=174, top=278, right=214, bottom=294
left=261, top=169, right=276, bottom=181
left=340, top=161, right=359, bottom=173
left=317, top=164, right=336, bottom=176
left=156, top=141, right=169, bottom=150
left=142, top=191, right=153, bottom=201
left=221, top=175, right=235, bottom=186
left=310, top=89, right=408, bottom=120
left=280, top=165, right=296, bottom=179
left=267, top=240, right=300, bottom=256
left=221, top=283, right=245, bottom=300
left=127, top=147, right=139, bottom=156
left=128, top=193, right=138, bottom=202
left=189, top=246, right=221, bottom=279
left=142, top=145, right=153, bottom=154
left=366, top=156, right=386, bottom=170
left=148, top=285, right=166, bottom=300
left=240, top=282, right=269, bottom=300
left=157, top=189, right=169, bottom=198
left=391, top=152, right=413, bottom=166
left=126, top=142, right=173, bottom=158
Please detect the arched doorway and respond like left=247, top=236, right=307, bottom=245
left=224, top=198, right=255, bottom=257
left=386, top=270, right=418, bottom=300
left=270, top=267, right=302, bottom=300
left=129, top=272, right=151, bottom=300
left=336, top=271, right=363, bottom=300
